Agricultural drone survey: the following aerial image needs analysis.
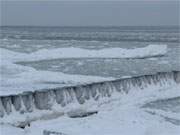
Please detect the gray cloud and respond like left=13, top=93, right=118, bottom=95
left=1, top=1, right=179, bottom=26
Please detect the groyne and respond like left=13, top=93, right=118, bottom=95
left=0, top=71, right=179, bottom=119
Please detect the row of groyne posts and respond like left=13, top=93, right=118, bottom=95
left=0, top=71, right=180, bottom=119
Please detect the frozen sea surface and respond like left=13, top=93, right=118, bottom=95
left=0, top=26, right=180, bottom=135
left=1, top=26, right=180, bottom=94
left=0, top=44, right=169, bottom=95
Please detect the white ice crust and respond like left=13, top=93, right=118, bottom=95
left=1, top=44, right=168, bottom=62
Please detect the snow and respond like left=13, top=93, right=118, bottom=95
left=1, top=84, right=180, bottom=135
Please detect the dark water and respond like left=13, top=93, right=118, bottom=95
left=1, top=26, right=179, bottom=42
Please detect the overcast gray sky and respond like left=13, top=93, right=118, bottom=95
left=0, top=1, right=179, bottom=26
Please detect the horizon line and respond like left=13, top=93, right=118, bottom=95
left=0, top=25, right=179, bottom=27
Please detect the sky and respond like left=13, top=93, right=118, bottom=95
left=0, top=0, right=179, bottom=26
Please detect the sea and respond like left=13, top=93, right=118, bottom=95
left=0, top=26, right=180, bottom=94
left=0, top=26, right=180, bottom=135
left=1, top=26, right=179, bottom=79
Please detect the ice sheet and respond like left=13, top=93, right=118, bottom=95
left=0, top=61, right=113, bottom=95
left=28, top=44, right=167, bottom=60
left=1, top=44, right=168, bottom=62
left=0, top=48, right=114, bottom=95
left=1, top=44, right=167, bottom=95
